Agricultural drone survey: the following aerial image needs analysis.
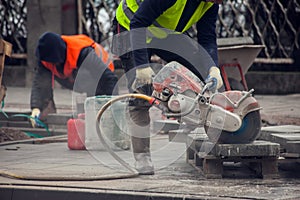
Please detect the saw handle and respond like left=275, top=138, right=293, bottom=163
left=201, top=81, right=214, bottom=95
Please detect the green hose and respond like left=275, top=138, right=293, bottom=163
left=0, top=111, right=51, bottom=137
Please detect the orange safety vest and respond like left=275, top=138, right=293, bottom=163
left=41, top=35, right=114, bottom=80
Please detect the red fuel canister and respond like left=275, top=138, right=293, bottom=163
left=67, top=113, right=86, bottom=150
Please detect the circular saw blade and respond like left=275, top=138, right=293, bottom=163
left=205, top=110, right=261, bottom=144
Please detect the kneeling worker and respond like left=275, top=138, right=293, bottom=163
left=30, top=32, right=119, bottom=127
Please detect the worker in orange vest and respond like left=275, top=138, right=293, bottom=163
left=30, top=32, right=119, bottom=127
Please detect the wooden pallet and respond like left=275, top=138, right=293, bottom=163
left=186, top=133, right=280, bottom=179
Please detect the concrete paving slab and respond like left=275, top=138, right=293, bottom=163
left=259, top=125, right=300, bottom=154
left=213, top=140, right=280, bottom=157
left=0, top=133, right=300, bottom=199
left=1, top=87, right=300, bottom=199
left=0, top=162, right=300, bottom=200
left=0, top=134, right=187, bottom=179
left=262, top=125, right=300, bottom=133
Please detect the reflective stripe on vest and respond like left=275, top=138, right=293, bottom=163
left=121, top=0, right=162, bottom=28
left=116, top=0, right=213, bottom=36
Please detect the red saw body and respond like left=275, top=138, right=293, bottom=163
left=152, top=61, right=261, bottom=144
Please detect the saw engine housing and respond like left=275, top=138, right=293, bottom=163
left=152, top=61, right=261, bottom=144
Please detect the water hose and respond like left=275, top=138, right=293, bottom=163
left=0, top=94, right=162, bottom=181
left=0, top=100, right=51, bottom=137
left=8, top=114, right=51, bottom=137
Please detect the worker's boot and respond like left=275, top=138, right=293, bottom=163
left=134, top=152, right=154, bottom=175
left=129, top=106, right=154, bottom=175
left=132, top=136, right=154, bottom=175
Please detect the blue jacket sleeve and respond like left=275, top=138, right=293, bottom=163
left=129, top=0, right=176, bottom=68
left=196, top=4, right=219, bottom=66
left=30, top=61, right=53, bottom=110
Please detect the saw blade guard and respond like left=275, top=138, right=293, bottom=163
left=205, top=90, right=262, bottom=144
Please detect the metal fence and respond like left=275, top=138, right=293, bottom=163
left=0, top=0, right=27, bottom=55
left=216, top=0, right=299, bottom=64
left=1, top=0, right=299, bottom=64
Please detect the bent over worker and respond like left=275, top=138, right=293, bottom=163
left=112, top=0, right=224, bottom=175
left=30, top=32, right=119, bottom=127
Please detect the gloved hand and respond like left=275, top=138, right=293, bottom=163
left=30, top=108, right=41, bottom=128
left=205, top=66, right=223, bottom=92
left=132, top=66, right=155, bottom=92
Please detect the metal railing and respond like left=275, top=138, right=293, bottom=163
left=0, top=0, right=27, bottom=57
left=1, top=0, right=299, bottom=64
left=217, top=0, right=299, bottom=63
left=79, top=0, right=300, bottom=64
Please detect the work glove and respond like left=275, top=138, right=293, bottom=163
left=30, top=108, right=41, bottom=128
left=132, top=66, right=155, bottom=93
left=205, top=66, right=223, bottom=92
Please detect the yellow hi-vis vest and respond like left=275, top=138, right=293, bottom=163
left=116, top=0, right=213, bottom=38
